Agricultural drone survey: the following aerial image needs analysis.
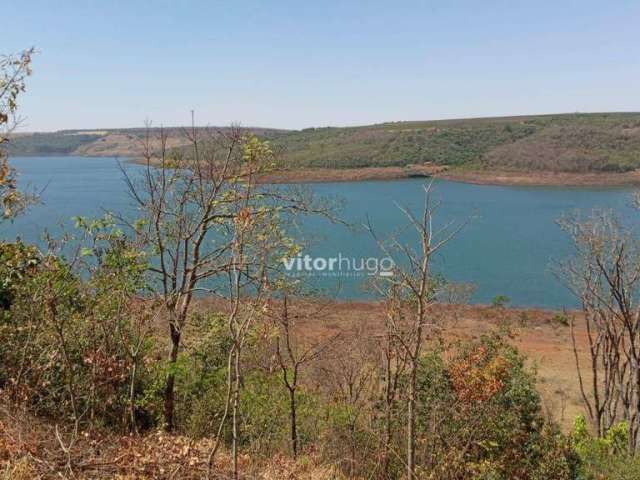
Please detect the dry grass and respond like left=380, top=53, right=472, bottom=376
left=244, top=299, right=591, bottom=430
left=0, top=404, right=347, bottom=479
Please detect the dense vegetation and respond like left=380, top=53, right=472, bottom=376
left=8, top=132, right=105, bottom=156
left=10, top=112, right=640, bottom=173
left=2, top=226, right=639, bottom=479
left=0, top=253, right=584, bottom=480
left=273, top=113, right=640, bottom=172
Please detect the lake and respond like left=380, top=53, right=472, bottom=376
left=3, top=156, right=638, bottom=308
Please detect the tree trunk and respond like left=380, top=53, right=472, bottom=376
left=288, top=387, right=298, bottom=457
left=163, top=322, right=181, bottom=431
left=232, top=345, right=241, bottom=480
left=129, top=360, right=138, bottom=434
left=383, top=346, right=393, bottom=478
left=407, top=362, right=416, bottom=480
left=384, top=399, right=392, bottom=477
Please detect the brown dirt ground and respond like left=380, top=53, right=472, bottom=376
left=194, top=298, right=590, bottom=430
left=437, top=169, right=640, bottom=187
left=256, top=164, right=446, bottom=184
left=254, top=167, right=640, bottom=187
left=127, top=155, right=640, bottom=187
left=275, top=300, right=589, bottom=431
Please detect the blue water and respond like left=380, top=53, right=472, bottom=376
left=2, top=156, right=637, bottom=308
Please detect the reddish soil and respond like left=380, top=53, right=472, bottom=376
left=257, top=164, right=446, bottom=184
left=194, top=298, right=590, bottom=430
left=288, top=300, right=589, bottom=430
left=437, top=169, right=640, bottom=187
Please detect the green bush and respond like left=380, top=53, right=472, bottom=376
left=0, top=220, right=153, bottom=431
left=491, top=295, right=511, bottom=308
left=412, top=332, right=578, bottom=479
left=572, top=415, right=640, bottom=480
left=172, top=311, right=323, bottom=458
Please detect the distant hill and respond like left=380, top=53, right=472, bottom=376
left=7, top=126, right=286, bottom=158
left=8, top=113, right=640, bottom=174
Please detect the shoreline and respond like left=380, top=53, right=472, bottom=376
left=263, top=167, right=640, bottom=187
left=127, top=157, right=640, bottom=187
left=437, top=169, right=640, bottom=188
left=197, top=296, right=574, bottom=317
left=256, top=164, right=444, bottom=184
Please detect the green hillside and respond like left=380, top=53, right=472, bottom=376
left=272, top=112, right=640, bottom=173
left=8, top=131, right=105, bottom=155
left=9, top=112, right=640, bottom=173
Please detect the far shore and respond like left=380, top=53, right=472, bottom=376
left=262, top=168, right=640, bottom=187
left=438, top=169, right=640, bottom=188
left=259, top=166, right=640, bottom=187
left=257, top=164, right=444, bottom=184
left=128, top=156, right=640, bottom=187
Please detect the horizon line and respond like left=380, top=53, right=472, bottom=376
left=15, top=110, right=640, bottom=134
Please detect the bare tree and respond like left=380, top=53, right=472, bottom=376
left=372, top=284, right=409, bottom=478
left=218, top=139, right=290, bottom=478
left=557, top=210, right=640, bottom=451
left=368, top=182, right=466, bottom=479
left=117, top=300, right=158, bottom=434
left=121, top=123, right=243, bottom=431
left=120, top=119, right=329, bottom=480
left=315, top=323, right=378, bottom=478
left=264, top=293, right=338, bottom=458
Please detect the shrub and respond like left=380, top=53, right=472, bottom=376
left=0, top=241, right=41, bottom=310
left=413, top=332, right=577, bottom=479
left=0, top=220, right=154, bottom=432
left=491, top=295, right=511, bottom=308
left=551, top=311, right=570, bottom=327
left=572, top=415, right=640, bottom=479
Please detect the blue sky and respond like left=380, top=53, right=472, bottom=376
left=4, top=0, right=640, bottom=131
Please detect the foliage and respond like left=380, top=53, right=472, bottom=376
left=6, top=233, right=640, bottom=479
left=169, top=311, right=323, bottom=458
left=0, top=218, right=153, bottom=431
left=551, top=311, right=570, bottom=327
left=0, top=240, right=40, bottom=309
left=7, top=132, right=105, bottom=156
left=0, top=48, right=36, bottom=220
left=122, top=128, right=309, bottom=439
left=572, top=415, right=640, bottom=480
left=491, top=294, right=511, bottom=308
left=412, top=332, right=579, bottom=479
left=557, top=209, right=640, bottom=446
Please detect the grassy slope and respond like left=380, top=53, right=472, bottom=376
left=273, top=112, right=640, bottom=173
left=9, top=112, right=640, bottom=174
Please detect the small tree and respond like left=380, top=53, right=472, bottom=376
left=266, top=293, right=337, bottom=458
left=315, top=322, right=378, bottom=477
left=121, top=124, right=265, bottom=431
left=370, top=283, right=409, bottom=477
left=368, top=182, right=466, bottom=479
left=0, top=48, right=36, bottom=221
left=120, top=120, right=328, bottom=480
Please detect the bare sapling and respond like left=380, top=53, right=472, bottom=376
left=557, top=209, right=640, bottom=451
left=367, top=182, right=467, bottom=479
